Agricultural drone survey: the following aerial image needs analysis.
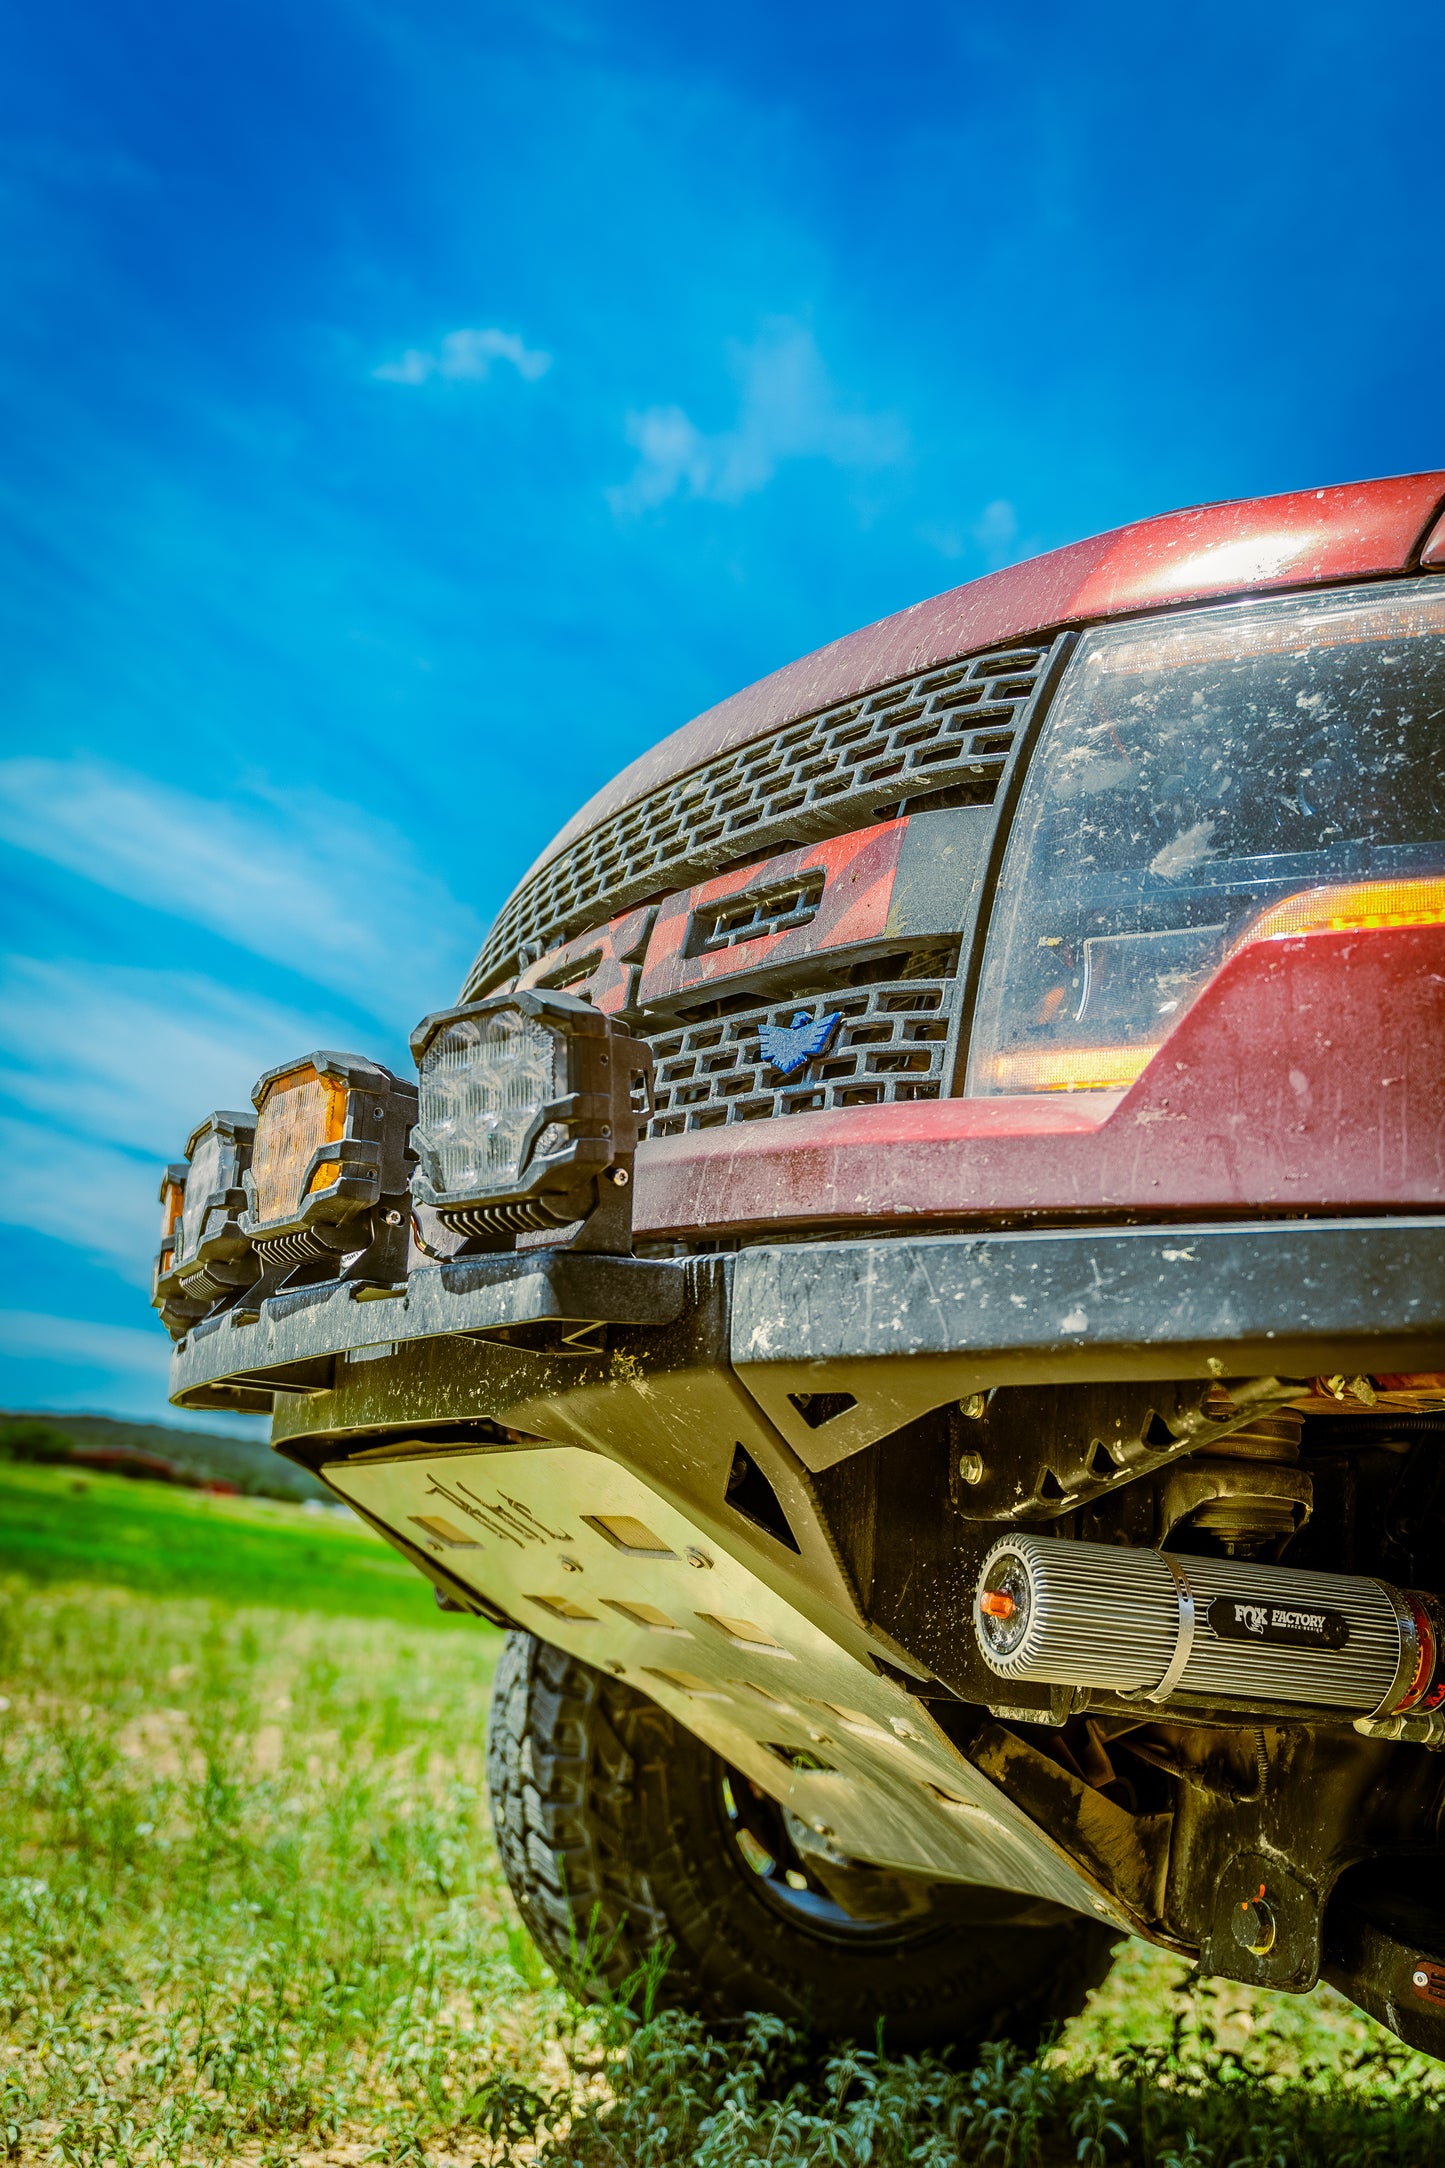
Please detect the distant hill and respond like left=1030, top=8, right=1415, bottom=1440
left=3, top=1412, right=328, bottom=1501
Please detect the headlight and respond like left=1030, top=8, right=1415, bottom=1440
left=968, top=578, right=1445, bottom=1094
left=240, top=1051, right=417, bottom=1285
left=409, top=991, right=652, bottom=1247
left=150, top=1112, right=256, bottom=1336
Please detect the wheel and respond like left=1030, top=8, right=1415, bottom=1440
left=485, top=1629, right=1121, bottom=2053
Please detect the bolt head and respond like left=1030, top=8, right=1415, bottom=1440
left=958, top=1450, right=986, bottom=1486
left=684, top=1547, right=712, bottom=1570
left=959, top=1393, right=988, bottom=1421
left=558, top=1555, right=583, bottom=1574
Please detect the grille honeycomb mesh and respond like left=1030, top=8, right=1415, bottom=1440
left=645, top=954, right=960, bottom=1136
left=465, top=639, right=1062, bottom=994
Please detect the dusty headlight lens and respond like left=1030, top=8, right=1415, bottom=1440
left=240, top=1052, right=417, bottom=1286
left=410, top=992, right=652, bottom=1243
left=968, top=578, right=1445, bottom=1094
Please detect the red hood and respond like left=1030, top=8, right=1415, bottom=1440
left=527, top=469, right=1445, bottom=884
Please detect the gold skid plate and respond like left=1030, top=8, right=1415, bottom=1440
left=325, top=1441, right=1121, bottom=1923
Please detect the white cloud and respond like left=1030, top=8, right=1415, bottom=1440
left=609, top=322, right=905, bottom=516
left=374, top=327, right=552, bottom=385
left=0, top=1115, right=158, bottom=1283
left=0, top=759, right=482, bottom=1025
left=0, top=958, right=356, bottom=1160
left=0, top=1309, right=170, bottom=1378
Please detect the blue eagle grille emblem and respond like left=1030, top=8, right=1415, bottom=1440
left=759, top=1009, right=843, bottom=1078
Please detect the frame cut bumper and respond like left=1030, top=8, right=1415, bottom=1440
left=171, top=1217, right=1445, bottom=1442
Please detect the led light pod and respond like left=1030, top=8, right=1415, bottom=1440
left=151, top=1112, right=257, bottom=1337
left=410, top=990, right=652, bottom=1247
left=153, top=1161, right=188, bottom=1285
left=240, top=1051, right=417, bottom=1284
left=151, top=1160, right=195, bottom=1338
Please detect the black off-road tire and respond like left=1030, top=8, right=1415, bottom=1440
left=486, top=1629, right=1121, bottom=2053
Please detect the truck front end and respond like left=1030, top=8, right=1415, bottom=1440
left=152, top=471, right=1445, bottom=2054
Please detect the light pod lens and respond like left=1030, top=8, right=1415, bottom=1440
left=421, top=1007, right=566, bottom=1198
left=410, top=991, right=651, bottom=1238
left=248, top=1063, right=350, bottom=1227
left=150, top=1114, right=256, bottom=1334
left=156, top=1164, right=187, bottom=1277
left=151, top=1162, right=192, bottom=1332
left=175, top=1111, right=256, bottom=1287
left=240, top=1050, right=418, bottom=1276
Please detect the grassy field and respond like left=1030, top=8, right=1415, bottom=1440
left=0, top=1465, right=1442, bottom=2163
left=0, top=1460, right=442, bottom=1622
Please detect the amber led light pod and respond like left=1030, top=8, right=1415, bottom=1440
left=152, top=1162, right=188, bottom=1293
left=240, top=1051, right=417, bottom=1277
left=151, top=1159, right=196, bottom=1338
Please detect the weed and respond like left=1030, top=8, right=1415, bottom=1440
left=0, top=1566, right=1439, bottom=2163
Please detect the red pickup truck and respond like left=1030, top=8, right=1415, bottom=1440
left=157, top=470, right=1445, bottom=2057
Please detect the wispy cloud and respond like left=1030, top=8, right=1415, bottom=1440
left=0, top=760, right=482, bottom=1025
left=609, top=322, right=905, bottom=516
left=0, top=1309, right=170, bottom=1378
left=0, top=1115, right=158, bottom=1283
left=0, top=959, right=355, bottom=1159
left=374, top=327, right=552, bottom=385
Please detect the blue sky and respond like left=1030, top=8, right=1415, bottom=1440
left=1, top=1, right=1442, bottom=1431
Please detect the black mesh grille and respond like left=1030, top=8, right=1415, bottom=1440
left=465, top=638, right=1064, bottom=994
left=644, top=951, right=961, bottom=1136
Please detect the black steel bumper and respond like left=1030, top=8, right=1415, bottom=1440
left=172, top=1216, right=1445, bottom=1460
left=165, top=1211, right=1445, bottom=1722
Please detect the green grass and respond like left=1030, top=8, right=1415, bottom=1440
left=0, top=1459, right=453, bottom=1624
left=0, top=1476, right=1442, bottom=2162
